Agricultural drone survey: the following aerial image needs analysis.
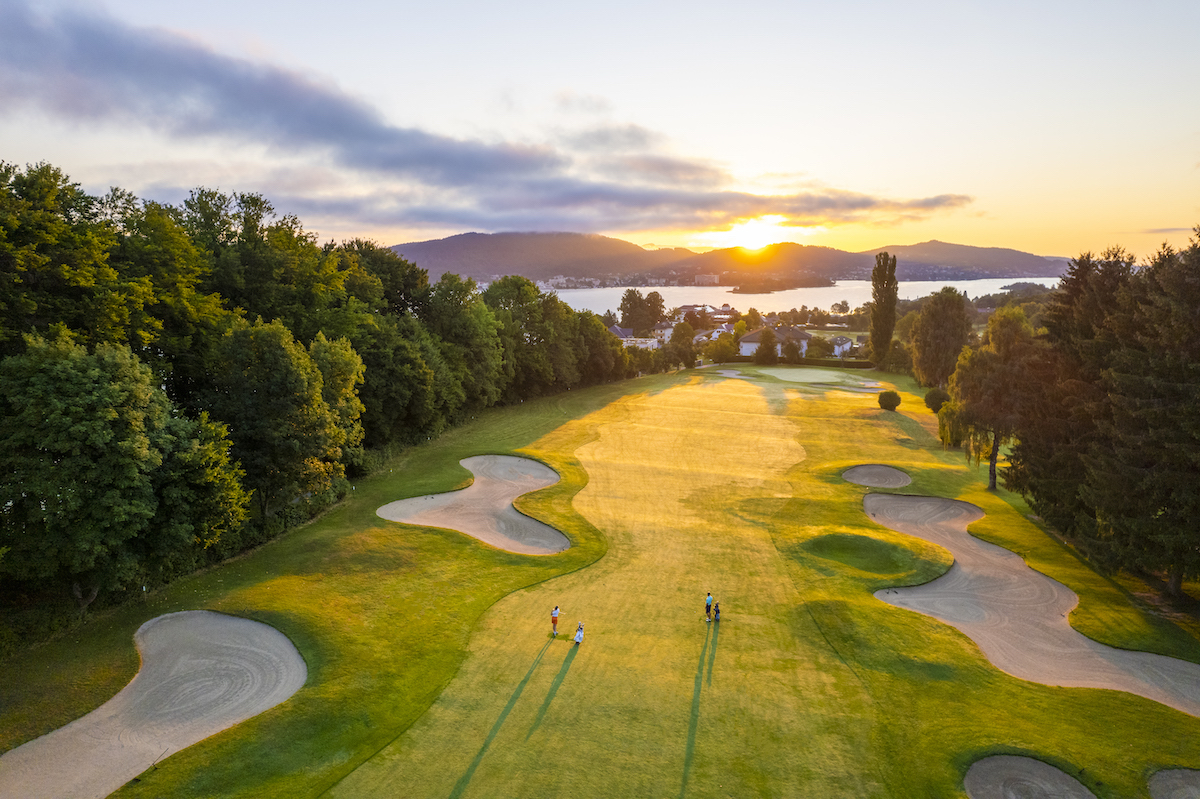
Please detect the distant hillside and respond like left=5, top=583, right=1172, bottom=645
left=391, top=232, right=1068, bottom=285
left=860, top=240, right=1069, bottom=280
left=391, top=232, right=693, bottom=281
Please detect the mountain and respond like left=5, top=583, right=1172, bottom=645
left=391, top=232, right=693, bottom=282
left=859, top=240, right=1071, bottom=280
left=391, top=232, right=1068, bottom=285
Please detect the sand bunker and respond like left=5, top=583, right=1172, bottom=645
left=0, top=611, right=306, bottom=799
left=964, top=756, right=1096, bottom=799
left=843, top=464, right=912, bottom=488
left=1150, top=769, right=1200, bottom=798
left=377, top=455, right=568, bottom=554
left=864, top=492, right=1200, bottom=716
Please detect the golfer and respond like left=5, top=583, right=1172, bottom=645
left=551, top=605, right=560, bottom=637
left=574, top=622, right=584, bottom=645
left=714, top=602, right=720, bottom=622
left=705, top=592, right=713, bottom=622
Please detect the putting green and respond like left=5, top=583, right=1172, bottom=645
left=747, top=366, right=879, bottom=387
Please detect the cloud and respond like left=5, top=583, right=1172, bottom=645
left=0, top=0, right=973, bottom=236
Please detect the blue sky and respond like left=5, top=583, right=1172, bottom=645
left=2, top=0, right=1197, bottom=256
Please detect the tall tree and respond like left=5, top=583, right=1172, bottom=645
left=1005, top=249, right=1136, bottom=548
left=869, top=251, right=898, bottom=363
left=753, top=327, right=779, bottom=365
left=939, top=306, right=1033, bottom=490
left=0, top=333, right=247, bottom=605
left=910, top=286, right=972, bottom=387
left=1080, top=239, right=1200, bottom=595
left=422, top=273, right=503, bottom=410
left=483, top=276, right=554, bottom=402
left=203, top=319, right=340, bottom=516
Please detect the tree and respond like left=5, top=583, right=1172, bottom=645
left=0, top=332, right=247, bottom=606
left=665, top=322, right=696, bottom=367
left=1005, top=249, right=1136, bottom=552
left=939, top=306, right=1033, bottom=490
left=831, top=299, right=850, bottom=314
left=753, top=327, right=778, bottom=365
left=309, top=333, right=366, bottom=472
left=910, top=286, right=972, bottom=387
left=576, top=312, right=627, bottom=385
left=1079, top=239, right=1200, bottom=595
left=781, top=338, right=803, bottom=364
left=807, top=335, right=834, bottom=359
left=618, top=288, right=665, bottom=335
left=869, top=251, right=899, bottom=363
left=422, top=273, right=503, bottom=411
left=704, top=332, right=737, bottom=364
left=878, top=390, right=901, bottom=411
left=203, top=319, right=340, bottom=516
left=924, top=387, right=950, bottom=413
left=483, top=276, right=554, bottom=402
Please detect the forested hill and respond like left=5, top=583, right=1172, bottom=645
left=392, top=232, right=1069, bottom=284
left=392, top=232, right=695, bottom=281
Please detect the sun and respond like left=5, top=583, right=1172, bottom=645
left=689, top=215, right=823, bottom=251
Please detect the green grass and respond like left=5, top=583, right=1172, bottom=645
left=3, top=366, right=1199, bottom=798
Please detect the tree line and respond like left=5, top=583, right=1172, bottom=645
left=903, top=237, right=1200, bottom=597
left=0, top=162, right=644, bottom=636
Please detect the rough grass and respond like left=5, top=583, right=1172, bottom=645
left=3, top=367, right=1199, bottom=798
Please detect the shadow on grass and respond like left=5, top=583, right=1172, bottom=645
left=526, top=645, right=579, bottom=739
left=449, top=640, right=552, bottom=799
left=681, top=621, right=718, bottom=798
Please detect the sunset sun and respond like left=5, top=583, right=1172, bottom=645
left=690, top=215, right=823, bottom=251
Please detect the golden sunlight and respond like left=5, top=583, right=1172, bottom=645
left=688, top=215, right=823, bottom=251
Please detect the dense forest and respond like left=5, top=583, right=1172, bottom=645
left=0, top=162, right=673, bottom=645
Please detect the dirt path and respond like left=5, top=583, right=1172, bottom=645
left=0, top=611, right=306, bottom=799
left=376, top=455, right=568, bottom=554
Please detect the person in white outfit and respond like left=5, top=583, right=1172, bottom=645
left=573, top=622, right=584, bottom=645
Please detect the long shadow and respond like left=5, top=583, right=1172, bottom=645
left=680, top=624, right=711, bottom=799
left=525, top=645, right=579, bottom=739
left=449, top=640, right=551, bottom=799
left=706, top=619, right=719, bottom=687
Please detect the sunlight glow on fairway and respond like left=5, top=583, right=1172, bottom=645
left=689, top=215, right=825, bottom=251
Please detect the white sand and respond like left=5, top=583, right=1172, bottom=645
left=964, top=755, right=1097, bottom=799
left=377, top=455, right=569, bottom=554
left=865, top=492, right=1200, bottom=716
left=1150, top=769, right=1200, bottom=798
left=843, top=464, right=912, bottom=488
left=0, top=611, right=306, bottom=799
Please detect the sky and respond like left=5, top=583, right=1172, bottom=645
left=1, top=0, right=1197, bottom=257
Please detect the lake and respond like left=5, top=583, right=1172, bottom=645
left=554, top=277, right=1059, bottom=316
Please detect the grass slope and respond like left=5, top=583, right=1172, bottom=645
left=4, top=367, right=1199, bottom=797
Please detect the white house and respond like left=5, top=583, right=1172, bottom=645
left=830, top=335, right=852, bottom=357
left=737, top=326, right=812, bottom=357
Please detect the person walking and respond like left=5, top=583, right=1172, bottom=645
left=551, top=605, right=560, bottom=637
left=573, top=622, right=584, bottom=645
left=713, top=602, right=720, bottom=622
left=705, top=592, right=713, bottom=622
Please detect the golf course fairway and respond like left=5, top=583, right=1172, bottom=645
left=3, top=367, right=1199, bottom=797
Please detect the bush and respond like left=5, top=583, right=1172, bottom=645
left=924, top=387, right=950, bottom=413
left=878, top=390, right=901, bottom=411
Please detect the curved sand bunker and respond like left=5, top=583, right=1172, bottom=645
left=0, top=611, right=306, bottom=799
left=864, top=491, right=1200, bottom=716
left=843, top=464, right=912, bottom=489
left=964, top=756, right=1096, bottom=799
left=1150, top=769, right=1200, bottom=798
left=377, top=455, right=568, bottom=554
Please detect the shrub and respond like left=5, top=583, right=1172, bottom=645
left=924, top=387, right=950, bottom=413
left=878, top=390, right=901, bottom=411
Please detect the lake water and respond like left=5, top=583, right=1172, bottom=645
left=555, top=277, right=1059, bottom=316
